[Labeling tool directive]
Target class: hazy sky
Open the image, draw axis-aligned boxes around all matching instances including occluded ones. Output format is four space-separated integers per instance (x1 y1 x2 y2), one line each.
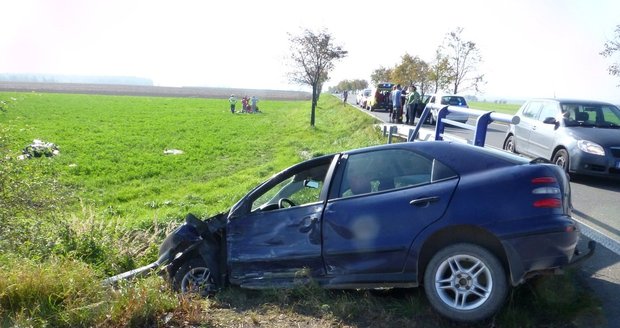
2 0 619 103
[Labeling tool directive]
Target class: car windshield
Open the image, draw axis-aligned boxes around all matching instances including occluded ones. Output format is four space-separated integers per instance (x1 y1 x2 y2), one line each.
561 103 620 128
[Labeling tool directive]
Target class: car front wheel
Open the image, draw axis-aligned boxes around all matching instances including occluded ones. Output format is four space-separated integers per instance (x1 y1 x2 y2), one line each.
552 149 569 172
423 243 508 322
172 259 217 296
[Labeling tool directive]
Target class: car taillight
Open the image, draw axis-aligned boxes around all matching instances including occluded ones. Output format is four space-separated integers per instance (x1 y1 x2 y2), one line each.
531 176 561 208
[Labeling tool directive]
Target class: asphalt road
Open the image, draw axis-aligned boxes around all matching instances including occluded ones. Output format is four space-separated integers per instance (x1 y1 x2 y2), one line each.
348 95 620 327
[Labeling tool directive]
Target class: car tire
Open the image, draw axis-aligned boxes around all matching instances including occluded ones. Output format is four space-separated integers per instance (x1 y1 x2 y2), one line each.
172 258 217 296
503 135 517 153
552 149 569 172
423 243 508 323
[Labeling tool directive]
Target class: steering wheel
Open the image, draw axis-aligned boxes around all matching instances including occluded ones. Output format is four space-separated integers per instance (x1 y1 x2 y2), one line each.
278 198 296 208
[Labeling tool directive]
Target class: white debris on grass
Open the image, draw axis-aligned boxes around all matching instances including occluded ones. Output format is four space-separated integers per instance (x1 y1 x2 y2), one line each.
163 149 184 155
19 139 60 160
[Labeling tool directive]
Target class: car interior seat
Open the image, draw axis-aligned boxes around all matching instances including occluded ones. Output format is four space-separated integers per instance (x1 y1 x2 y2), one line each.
575 112 589 122
377 178 395 191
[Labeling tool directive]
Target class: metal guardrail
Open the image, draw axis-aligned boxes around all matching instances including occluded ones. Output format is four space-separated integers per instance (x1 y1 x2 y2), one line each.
407 105 520 147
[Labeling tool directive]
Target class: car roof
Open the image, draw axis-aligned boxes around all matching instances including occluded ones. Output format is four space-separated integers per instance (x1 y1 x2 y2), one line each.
431 94 465 97
342 141 527 167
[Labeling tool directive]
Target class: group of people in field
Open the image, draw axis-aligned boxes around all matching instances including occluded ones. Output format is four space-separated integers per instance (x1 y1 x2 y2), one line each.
228 94 260 114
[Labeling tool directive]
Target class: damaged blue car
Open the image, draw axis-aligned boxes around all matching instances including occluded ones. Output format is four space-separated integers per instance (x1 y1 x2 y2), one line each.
106 141 594 322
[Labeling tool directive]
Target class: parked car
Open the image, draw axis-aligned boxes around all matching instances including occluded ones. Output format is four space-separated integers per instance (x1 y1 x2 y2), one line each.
106 141 593 322
424 94 469 124
503 98 620 178
366 82 394 111
356 88 372 108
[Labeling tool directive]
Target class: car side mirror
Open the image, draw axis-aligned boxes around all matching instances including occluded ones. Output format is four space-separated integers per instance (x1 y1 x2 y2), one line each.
542 117 557 125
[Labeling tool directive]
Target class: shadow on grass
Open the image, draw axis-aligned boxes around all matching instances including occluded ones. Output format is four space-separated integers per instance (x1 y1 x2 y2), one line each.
207 271 603 328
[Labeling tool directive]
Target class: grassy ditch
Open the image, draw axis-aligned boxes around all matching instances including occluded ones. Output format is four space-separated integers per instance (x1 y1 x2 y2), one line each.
0 92 602 327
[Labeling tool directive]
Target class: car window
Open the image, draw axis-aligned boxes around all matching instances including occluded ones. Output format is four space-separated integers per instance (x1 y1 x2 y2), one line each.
440 96 466 106
251 162 331 211
338 149 456 198
561 103 620 127
521 101 542 119
538 102 559 122
602 105 620 126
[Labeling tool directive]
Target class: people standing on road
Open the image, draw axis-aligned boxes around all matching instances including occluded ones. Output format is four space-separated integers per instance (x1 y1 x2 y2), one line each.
229 94 237 114
250 95 259 113
343 90 348 106
391 84 402 123
406 85 421 125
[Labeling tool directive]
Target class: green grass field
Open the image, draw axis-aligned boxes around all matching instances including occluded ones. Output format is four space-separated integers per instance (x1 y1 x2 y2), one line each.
469 101 522 114
0 92 602 327
1 92 384 226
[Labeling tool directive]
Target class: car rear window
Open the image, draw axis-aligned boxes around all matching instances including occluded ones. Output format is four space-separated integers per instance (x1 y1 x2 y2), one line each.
440 96 467 106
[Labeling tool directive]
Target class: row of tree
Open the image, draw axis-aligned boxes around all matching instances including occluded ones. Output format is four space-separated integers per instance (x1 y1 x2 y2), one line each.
284 27 484 126
365 27 484 97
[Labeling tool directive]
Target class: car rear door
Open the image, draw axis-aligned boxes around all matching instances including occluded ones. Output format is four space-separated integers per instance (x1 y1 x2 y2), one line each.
321 148 459 276
527 100 561 158
514 101 542 155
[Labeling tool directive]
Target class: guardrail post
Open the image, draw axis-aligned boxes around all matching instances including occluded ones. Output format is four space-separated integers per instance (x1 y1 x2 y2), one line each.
387 126 396 144
473 112 493 147
434 106 450 141
409 107 432 142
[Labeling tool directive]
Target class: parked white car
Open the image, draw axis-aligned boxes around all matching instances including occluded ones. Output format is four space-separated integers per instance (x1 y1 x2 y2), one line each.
424 94 469 124
356 88 372 108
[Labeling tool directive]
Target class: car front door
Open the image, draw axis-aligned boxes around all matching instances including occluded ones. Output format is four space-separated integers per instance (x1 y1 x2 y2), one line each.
321 148 459 277
226 155 336 285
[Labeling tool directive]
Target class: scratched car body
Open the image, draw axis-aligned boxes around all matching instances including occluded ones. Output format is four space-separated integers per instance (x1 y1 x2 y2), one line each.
107 141 594 322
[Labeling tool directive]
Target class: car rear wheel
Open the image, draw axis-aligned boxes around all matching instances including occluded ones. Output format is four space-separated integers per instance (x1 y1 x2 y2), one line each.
423 243 508 322
552 149 569 172
172 258 217 296
503 135 516 153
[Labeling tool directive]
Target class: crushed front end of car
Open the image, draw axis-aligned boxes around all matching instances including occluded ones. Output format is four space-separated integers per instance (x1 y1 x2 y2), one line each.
103 212 227 287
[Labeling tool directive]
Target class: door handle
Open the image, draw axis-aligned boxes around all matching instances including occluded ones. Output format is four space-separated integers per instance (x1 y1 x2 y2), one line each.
409 196 439 207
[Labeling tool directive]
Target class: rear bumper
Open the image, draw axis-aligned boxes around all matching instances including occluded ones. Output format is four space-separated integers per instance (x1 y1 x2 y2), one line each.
501 228 584 285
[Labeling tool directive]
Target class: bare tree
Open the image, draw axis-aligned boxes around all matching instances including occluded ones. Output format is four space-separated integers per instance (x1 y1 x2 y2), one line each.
288 28 347 126
441 27 484 94
601 24 620 84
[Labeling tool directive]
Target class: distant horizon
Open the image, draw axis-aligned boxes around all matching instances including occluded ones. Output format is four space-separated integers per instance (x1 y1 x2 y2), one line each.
3 73 620 106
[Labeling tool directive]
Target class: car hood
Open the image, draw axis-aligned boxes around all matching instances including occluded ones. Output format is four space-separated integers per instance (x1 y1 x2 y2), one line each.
564 127 620 146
